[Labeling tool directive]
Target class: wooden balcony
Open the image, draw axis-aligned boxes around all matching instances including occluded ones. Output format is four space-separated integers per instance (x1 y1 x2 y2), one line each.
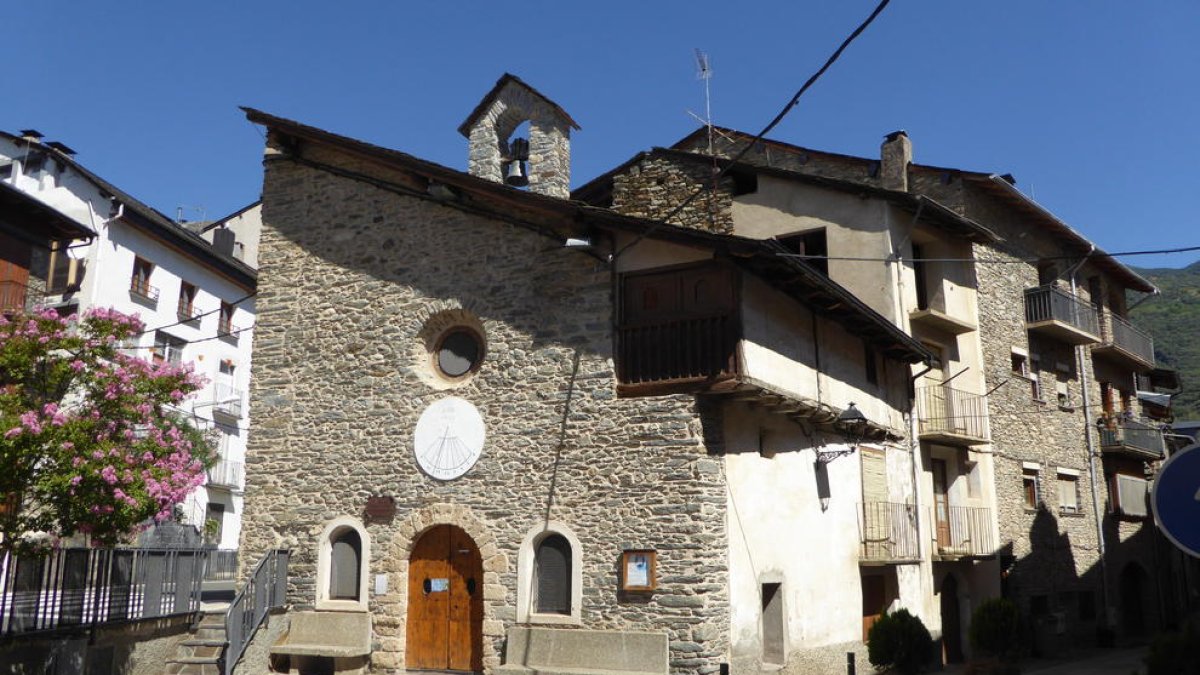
0 280 27 313
1099 418 1165 461
616 313 737 396
915 385 989 445
859 502 921 565
932 504 995 561
1093 311 1155 371
1023 285 1099 345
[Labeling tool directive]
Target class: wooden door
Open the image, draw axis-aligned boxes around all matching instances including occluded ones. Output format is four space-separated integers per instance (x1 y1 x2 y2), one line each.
406 525 483 672
0 231 31 312
932 459 951 550
862 574 886 641
940 574 963 663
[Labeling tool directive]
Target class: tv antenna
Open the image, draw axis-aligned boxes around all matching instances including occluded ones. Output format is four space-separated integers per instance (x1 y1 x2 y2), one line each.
694 49 714 156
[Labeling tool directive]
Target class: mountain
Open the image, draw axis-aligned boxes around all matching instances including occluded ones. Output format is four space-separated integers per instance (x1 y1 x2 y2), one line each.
1130 260 1200 420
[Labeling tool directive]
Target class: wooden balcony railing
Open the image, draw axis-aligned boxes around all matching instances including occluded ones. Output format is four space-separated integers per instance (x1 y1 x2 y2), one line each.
859 501 920 563
616 314 736 386
0 280 28 313
915 385 989 444
1024 285 1099 342
933 504 995 559
1099 418 1165 460
1099 311 1155 368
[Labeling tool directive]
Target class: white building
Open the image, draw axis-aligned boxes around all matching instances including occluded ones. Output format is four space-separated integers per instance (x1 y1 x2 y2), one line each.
0 129 258 550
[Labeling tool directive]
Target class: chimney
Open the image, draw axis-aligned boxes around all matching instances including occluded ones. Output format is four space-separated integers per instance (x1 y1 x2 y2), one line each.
880 130 912 192
458 74 580 199
18 129 44 143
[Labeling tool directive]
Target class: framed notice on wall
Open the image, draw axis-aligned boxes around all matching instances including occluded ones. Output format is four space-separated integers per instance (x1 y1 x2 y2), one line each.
621 550 657 592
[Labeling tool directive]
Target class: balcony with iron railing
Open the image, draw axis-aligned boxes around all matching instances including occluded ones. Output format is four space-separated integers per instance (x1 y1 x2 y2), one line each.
129 278 160 306
915 385 990 445
932 504 995 560
0 280 27 313
212 382 245 419
1024 285 1100 345
858 502 921 564
615 313 737 395
1094 311 1155 371
1099 417 1165 461
207 460 245 490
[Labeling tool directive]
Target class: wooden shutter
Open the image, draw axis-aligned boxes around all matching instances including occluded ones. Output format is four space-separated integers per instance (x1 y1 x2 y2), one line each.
535 534 571 614
860 448 888 503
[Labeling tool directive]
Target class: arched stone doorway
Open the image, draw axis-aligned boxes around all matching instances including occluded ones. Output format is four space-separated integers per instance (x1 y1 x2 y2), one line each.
940 573 964 664
406 524 484 672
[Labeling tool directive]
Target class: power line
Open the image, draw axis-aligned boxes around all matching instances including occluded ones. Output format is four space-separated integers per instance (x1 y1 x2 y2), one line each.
136 291 258 337
613 0 893 260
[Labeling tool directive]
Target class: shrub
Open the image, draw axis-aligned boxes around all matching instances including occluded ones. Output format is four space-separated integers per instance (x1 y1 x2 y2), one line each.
868 608 934 675
969 598 1022 661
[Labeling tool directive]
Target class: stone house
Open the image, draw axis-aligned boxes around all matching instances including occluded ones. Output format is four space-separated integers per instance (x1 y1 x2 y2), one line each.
590 124 1182 651
0 130 259 551
237 74 940 675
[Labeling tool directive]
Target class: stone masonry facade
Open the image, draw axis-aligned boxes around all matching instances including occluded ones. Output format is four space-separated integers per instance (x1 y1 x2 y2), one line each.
241 136 730 673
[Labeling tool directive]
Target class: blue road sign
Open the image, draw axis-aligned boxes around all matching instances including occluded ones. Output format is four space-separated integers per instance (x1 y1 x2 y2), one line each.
1153 444 1200 559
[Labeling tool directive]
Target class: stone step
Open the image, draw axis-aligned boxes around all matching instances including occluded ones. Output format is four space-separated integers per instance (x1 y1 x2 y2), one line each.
182 638 227 648
194 627 227 641
164 656 222 675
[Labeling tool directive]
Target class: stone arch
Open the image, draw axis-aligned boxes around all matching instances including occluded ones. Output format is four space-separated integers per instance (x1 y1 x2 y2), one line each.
380 503 506 672
315 515 371 612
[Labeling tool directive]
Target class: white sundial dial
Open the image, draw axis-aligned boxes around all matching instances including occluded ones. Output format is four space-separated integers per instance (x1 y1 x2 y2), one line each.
413 396 486 481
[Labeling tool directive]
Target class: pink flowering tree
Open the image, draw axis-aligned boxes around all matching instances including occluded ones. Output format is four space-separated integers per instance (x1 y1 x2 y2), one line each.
0 307 213 554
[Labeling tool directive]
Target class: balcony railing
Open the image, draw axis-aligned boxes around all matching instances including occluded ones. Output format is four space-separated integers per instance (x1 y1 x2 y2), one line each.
1098 312 1155 368
1024 285 1099 343
0 547 206 636
858 502 920 563
213 382 244 419
932 504 994 559
129 279 160 304
207 460 245 490
616 314 736 387
203 549 238 581
1099 418 1165 460
915 385 989 444
0 280 28 313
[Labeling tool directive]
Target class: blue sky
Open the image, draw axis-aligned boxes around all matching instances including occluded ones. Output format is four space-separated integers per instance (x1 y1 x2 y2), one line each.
8 2 1199 268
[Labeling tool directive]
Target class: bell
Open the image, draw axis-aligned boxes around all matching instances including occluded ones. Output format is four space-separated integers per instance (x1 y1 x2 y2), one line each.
505 160 529 187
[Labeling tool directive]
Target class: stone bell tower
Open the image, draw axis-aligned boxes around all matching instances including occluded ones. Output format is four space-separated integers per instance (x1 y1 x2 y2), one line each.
458 73 579 199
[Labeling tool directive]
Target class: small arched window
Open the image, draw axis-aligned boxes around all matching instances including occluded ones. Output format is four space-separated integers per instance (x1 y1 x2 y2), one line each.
534 534 571 615
329 528 362 601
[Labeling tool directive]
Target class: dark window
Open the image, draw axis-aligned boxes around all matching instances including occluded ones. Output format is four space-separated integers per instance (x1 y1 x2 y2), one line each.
534 534 571 614
1022 469 1040 509
761 582 784 664
204 503 225 546
864 343 878 386
178 282 197 319
1078 590 1096 621
778 230 828 276
437 329 482 378
329 529 362 600
730 170 758 196
912 244 929 310
130 257 155 298
152 331 185 365
1037 261 1057 286
218 301 234 335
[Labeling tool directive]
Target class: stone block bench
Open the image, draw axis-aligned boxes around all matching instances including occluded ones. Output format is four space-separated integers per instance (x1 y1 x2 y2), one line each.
269 610 371 674
497 626 668 675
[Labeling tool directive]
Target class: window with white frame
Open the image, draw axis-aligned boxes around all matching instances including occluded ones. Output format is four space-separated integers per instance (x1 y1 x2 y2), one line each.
1055 362 1073 410
152 331 185 365
1057 469 1080 514
516 521 582 624
1022 465 1041 510
1029 353 1043 402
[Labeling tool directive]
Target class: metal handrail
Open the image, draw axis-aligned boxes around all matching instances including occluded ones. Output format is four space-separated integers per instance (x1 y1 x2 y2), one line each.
858 501 920 562
224 549 289 675
0 547 207 636
204 550 239 582
933 504 995 558
1101 311 1155 366
1023 285 1099 336
1098 418 1165 457
915 385 990 441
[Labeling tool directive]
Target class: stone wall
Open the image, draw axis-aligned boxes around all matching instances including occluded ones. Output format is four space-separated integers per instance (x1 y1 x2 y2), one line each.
241 138 729 674
465 80 573 199
0 615 193 675
610 156 734 234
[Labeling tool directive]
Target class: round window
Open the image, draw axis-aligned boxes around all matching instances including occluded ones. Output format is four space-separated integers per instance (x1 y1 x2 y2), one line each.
436 329 482 378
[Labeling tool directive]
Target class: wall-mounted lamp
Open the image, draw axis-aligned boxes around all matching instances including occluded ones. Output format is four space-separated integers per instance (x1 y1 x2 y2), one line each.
815 402 868 465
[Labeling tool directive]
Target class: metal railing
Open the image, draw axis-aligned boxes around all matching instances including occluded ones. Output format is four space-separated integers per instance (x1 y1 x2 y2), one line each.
1023 285 1099 337
129 279 160 303
0 280 28 313
207 460 245 490
1099 418 1165 458
915 385 990 441
204 550 239 582
0 547 206 636
213 382 244 418
933 504 995 558
858 502 920 562
616 314 736 385
1100 312 1155 366
224 549 289 675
